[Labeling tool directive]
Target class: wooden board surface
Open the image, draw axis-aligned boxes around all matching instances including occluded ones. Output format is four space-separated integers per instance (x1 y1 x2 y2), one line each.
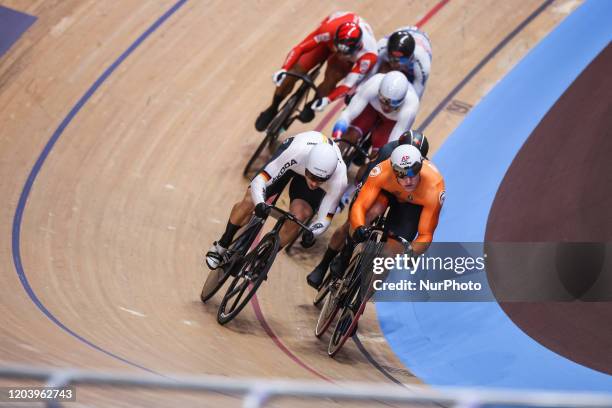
0 0 582 405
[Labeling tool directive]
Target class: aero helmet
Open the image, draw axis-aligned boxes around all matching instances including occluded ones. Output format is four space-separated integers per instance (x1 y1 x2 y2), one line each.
390 144 423 178
306 142 339 182
334 22 363 54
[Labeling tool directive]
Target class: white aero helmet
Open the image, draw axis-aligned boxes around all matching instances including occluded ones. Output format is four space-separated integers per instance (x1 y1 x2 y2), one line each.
390 144 423 178
378 71 409 110
306 142 338 182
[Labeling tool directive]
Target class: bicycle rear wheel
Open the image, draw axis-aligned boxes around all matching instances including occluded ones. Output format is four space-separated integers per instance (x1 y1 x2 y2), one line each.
312 272 331 307
243 95 298 179
217 234 279 325
327 240 383 356
314 254 360 336
200 218 263 303
327 273 362 356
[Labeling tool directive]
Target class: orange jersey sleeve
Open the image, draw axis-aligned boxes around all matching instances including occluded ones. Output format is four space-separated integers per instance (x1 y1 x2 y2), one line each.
349 161 392 229
413 162 445 244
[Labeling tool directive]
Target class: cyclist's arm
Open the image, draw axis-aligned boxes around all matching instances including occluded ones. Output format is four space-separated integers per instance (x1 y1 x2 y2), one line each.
250 137 299 204
349 171 382 230
388 91 419 142
411 49 430 99
412 189 444 255
282 23 330 71
327 52 378 101
309 177 347 236
333 75 379 137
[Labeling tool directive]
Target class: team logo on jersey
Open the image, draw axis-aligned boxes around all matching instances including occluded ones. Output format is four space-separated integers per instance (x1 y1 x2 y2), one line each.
359 59 371 73
314 33 331 43
272 159 297 183
439 190 446 205
369 165 382 177
310 222 324 231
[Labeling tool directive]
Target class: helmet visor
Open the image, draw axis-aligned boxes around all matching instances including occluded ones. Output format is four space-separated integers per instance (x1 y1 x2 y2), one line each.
379 93 404 111
305 168 331 183
336 40 361 55
392 161 422 179
389 54 411 67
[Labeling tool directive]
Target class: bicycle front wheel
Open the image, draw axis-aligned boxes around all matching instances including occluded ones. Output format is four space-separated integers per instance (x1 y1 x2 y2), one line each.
327 278 361 357
217 234 279 325
200 267 231 303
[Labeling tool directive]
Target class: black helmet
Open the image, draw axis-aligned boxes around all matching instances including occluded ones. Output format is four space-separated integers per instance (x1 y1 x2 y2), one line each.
399 130 429 158
388 30 415 61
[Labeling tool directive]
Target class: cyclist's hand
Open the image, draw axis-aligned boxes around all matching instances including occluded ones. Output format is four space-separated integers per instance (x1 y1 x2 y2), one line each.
332 119 348 141
404 242 414 259
272 69 287 87
254 202 271 218
311 97 330 112
344 93 354 105
352 226 371 243
300 230 316 248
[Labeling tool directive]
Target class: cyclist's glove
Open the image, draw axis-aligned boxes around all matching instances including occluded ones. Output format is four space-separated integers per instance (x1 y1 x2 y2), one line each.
272 69 287 86
352 225 371 243
300 230 316 248
254 202 271 218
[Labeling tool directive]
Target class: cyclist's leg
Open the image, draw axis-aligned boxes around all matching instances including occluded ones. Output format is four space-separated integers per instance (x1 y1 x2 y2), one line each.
316 53 353 97
300 54 351 123
336 192 390 273
281 198 313 247
279 174 325 247
206 189 255 268
276 42 328 97
256 46 329 130
353 115 394 177
343 104 378 147
307 220 348 288
378 199 423 274
370 117 395 152
206 173 292 269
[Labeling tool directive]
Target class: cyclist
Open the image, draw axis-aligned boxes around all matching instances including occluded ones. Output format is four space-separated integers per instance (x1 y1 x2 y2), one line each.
331 71 420 156
371 26 432 99
206 131 348 269
254 11 378 132
307 133 439 289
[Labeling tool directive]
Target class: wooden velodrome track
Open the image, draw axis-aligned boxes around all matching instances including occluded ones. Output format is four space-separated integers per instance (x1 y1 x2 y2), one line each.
0 0 582 406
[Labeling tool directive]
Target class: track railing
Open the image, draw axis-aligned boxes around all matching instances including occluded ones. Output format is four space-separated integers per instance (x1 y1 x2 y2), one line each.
1 364 611 408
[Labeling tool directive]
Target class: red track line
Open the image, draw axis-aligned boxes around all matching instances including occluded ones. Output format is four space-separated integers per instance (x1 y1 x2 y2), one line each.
314 0 451 133
251 293 334 382
249 0 451 382
415 0 450 28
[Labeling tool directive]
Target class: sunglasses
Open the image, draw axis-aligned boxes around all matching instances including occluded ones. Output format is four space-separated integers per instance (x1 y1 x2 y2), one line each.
392 162 422 179
379 94 404 110
305 169 330 183
336 41 362 55
389 55 411 66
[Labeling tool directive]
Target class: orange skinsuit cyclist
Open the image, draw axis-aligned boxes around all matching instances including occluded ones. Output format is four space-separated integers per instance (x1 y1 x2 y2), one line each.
350 151 444 249
336 144 445 286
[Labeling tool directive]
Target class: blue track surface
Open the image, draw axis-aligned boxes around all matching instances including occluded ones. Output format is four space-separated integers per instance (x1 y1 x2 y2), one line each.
377 0 612 391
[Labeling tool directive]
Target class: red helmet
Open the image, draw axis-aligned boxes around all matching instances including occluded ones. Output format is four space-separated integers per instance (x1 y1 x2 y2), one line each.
334 22 363 55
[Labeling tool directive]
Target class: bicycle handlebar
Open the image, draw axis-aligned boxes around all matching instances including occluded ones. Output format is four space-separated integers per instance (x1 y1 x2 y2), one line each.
336 139 372 160
280 71 321 100
268 205 312 233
